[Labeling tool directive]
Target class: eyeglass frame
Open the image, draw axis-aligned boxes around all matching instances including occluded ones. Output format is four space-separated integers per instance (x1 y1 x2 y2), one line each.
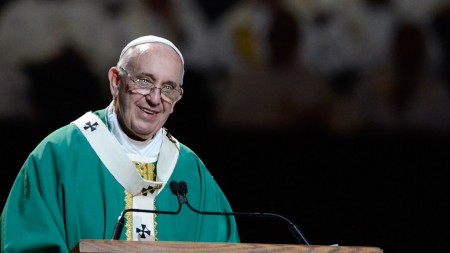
119 67 183 101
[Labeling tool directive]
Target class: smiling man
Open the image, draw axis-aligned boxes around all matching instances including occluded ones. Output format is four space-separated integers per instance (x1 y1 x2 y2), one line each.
1 35 239 253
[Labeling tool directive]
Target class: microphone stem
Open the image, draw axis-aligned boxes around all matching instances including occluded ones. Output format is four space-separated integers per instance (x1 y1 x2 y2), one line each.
111 216 125 240
184 201 310 245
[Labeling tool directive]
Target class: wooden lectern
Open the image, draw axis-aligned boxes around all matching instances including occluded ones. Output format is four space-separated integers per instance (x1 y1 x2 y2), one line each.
70 240 383 253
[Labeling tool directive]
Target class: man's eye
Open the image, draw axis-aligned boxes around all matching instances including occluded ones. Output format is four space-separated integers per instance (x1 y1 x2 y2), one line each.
136 79 153 87
162 85 174 91
140 79 151 85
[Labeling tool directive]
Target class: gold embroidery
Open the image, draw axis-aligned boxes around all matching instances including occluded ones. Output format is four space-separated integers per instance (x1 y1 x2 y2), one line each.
154 204 158 240
134 162 156 180
163 128 180 152
124 161 158 241
124 191 133 240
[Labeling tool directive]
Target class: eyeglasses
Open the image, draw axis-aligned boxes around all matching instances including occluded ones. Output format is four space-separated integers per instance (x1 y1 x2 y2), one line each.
120 67 182 102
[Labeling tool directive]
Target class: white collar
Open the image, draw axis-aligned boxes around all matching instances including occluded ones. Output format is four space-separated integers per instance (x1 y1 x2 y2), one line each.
107 103 163 158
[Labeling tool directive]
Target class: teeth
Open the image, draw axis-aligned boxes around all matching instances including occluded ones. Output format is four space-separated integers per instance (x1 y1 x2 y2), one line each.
141 108 154 114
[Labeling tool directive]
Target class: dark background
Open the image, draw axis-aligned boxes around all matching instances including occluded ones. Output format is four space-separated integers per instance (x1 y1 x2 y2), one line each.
1 1 450 253
167 87 450 253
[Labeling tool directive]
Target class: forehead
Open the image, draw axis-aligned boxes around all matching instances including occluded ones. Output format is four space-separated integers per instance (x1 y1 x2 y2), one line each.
127 43 182 66
126 44 184 82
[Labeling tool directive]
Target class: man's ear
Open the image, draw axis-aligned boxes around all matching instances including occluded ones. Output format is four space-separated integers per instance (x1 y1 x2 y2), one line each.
108 67 120 97
170 87 184 113
179 87 184 97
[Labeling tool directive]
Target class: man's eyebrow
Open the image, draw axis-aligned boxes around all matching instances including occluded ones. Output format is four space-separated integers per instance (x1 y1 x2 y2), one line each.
165 80 181 87
139 72 180 87
136 71 154 79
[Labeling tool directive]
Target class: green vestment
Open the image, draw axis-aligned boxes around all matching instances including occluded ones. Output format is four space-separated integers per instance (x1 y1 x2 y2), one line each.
1 109 239 253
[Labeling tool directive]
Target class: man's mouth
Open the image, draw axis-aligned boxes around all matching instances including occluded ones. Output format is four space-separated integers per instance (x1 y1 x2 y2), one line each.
140 107 156 115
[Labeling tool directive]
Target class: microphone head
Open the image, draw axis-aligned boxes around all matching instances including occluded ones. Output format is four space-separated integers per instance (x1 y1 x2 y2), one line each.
179 181 188 196
169 181 179 196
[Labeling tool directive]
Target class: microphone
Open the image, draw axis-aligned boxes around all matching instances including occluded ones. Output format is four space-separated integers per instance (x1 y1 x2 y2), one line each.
173 181 311 245
111 181 182 240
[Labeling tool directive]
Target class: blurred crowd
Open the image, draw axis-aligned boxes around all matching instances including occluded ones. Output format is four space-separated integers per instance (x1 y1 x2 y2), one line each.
1 0 450 135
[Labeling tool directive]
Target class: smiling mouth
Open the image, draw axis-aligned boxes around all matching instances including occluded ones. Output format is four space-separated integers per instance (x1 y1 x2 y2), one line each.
140 107 156 115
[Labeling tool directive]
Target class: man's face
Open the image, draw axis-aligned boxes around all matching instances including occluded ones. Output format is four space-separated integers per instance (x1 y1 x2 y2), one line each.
109 43 183 141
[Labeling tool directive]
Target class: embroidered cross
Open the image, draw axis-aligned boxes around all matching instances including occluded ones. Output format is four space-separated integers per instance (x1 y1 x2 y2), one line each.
140 184 162 196
83 121 99 132
136 224 151 238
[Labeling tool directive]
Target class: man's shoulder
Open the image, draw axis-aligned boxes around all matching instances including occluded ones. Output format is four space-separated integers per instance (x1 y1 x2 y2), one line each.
177 142 194 156
37 109 107 149
38 124 82 148
177 142 205 165
91 108 107 121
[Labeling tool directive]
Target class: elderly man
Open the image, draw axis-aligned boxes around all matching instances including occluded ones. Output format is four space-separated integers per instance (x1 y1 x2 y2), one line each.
1 35 239 253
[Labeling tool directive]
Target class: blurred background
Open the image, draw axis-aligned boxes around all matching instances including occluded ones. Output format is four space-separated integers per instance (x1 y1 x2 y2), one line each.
1 0 450 252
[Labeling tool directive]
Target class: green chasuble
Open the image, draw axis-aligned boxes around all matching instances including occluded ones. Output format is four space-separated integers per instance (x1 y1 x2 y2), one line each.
1 109 240 253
